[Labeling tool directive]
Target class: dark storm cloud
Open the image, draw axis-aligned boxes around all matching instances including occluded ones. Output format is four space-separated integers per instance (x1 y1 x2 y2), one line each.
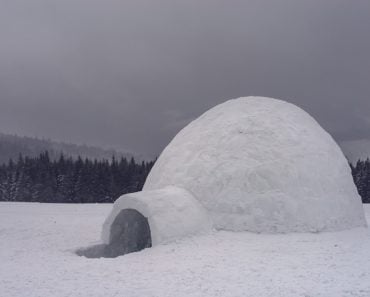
1 0 370 156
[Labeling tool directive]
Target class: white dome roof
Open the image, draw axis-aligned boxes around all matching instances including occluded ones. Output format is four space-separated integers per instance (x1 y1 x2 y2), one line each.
144 97 366 232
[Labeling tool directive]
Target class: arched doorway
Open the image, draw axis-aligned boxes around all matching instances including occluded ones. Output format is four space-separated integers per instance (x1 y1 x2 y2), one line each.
106 209 152 257
76 209 152 258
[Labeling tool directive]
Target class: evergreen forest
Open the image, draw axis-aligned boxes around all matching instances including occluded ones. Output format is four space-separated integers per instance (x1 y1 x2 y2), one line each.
0 152 154 203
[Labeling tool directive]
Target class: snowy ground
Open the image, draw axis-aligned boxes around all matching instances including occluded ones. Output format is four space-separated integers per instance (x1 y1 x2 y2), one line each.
1 203 370 297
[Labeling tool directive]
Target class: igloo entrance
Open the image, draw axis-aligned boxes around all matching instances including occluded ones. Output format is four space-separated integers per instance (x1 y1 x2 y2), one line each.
77 209 152 258
108 209 152 256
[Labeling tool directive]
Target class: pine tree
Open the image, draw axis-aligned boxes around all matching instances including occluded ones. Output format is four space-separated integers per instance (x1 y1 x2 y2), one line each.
351 159 370 203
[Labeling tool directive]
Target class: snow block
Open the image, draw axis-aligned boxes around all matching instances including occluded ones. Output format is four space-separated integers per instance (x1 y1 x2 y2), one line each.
102 186 213 246
145 97 367 233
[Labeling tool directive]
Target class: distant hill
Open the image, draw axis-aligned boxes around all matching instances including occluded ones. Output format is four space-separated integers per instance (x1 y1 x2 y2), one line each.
0 133 146 164
340 139 370 164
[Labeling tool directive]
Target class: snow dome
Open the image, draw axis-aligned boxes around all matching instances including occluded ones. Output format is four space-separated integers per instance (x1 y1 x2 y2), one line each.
101 97 366 255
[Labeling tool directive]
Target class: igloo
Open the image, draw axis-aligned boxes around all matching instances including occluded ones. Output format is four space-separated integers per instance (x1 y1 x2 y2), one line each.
101 97 366 256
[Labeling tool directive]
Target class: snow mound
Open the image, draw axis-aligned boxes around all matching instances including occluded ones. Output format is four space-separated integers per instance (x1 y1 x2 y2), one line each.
144 97 366 233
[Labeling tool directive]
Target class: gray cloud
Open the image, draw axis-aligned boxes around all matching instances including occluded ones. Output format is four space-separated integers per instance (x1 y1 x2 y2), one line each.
0 0 370 157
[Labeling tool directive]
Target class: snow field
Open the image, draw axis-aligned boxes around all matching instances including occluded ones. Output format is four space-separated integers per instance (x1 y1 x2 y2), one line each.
1 202 370 297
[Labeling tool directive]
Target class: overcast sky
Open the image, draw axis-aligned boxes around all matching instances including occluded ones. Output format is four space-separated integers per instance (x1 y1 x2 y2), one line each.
0 0 369 157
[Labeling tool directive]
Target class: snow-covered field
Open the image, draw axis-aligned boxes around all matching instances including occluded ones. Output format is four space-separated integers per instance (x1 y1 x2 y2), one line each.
1 202 370 297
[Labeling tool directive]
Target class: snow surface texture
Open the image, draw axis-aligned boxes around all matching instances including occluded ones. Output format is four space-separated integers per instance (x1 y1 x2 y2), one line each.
1 202 370 297
145 97 366 232
102 186 212 246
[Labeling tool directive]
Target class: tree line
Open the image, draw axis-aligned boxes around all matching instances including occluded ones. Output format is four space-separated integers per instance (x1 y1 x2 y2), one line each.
0 151 369 203
0 151 154 203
